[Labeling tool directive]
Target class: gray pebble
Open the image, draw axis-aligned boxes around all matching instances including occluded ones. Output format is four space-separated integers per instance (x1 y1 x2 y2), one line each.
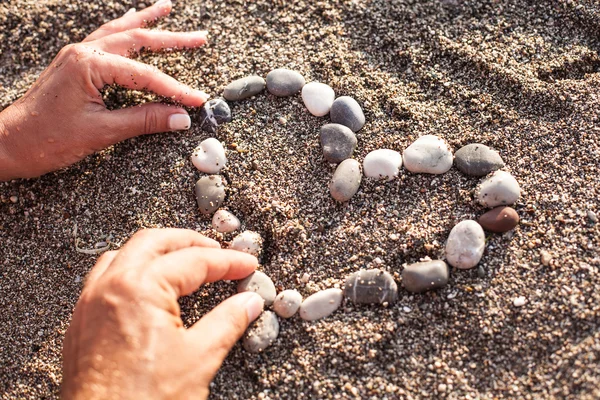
199 98 232 133
243 311 279 353
237 271 276 305
299 288 343 321
330 96 365 132
320 123 357 163
194 175 226 215
588 210 597 223
454 143 505 176
273 289 303 318
223 76 266 101
343 269 398 304
330 159 362 202
266 68 305 97
402 260 449 293
445 220 485 269
477 170 521 208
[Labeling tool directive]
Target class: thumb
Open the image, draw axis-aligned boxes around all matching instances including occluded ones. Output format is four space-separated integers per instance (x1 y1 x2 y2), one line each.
103 103 192 140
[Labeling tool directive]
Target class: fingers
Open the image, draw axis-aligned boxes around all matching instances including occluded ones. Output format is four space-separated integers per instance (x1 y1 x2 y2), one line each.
149 247 259 297
90 52 209 107
92 29 208 57
84 250 118 289
84 0 173 42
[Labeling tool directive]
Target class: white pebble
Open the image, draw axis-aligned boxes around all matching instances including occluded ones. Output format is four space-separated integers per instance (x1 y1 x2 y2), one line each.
273 289 303 318
403 135 453 174
477 170 521 208
211 210 241 233
363 149 403 181
230 231 263 256
191 138 227 174
445 220 485 269
299 288 343 321
513 296 527 307
301 82 335 117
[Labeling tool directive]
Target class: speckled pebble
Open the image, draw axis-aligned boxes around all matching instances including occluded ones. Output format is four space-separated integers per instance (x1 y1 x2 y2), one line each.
243 311 279 353
199 98 232 133
477 206 519 233
230 230 263 257
273 289 303 318
363 149 403 181
223 75 266 101
237 271 276 305
445 220 485 269
266 68 305 97
454 143 504 176
343 269 398 304
330 96 365 132
320 123 357 163
299 288 343 321
191 138 226 174
477 170 521 208
194 175 226 215
330 159 362 202
211 209 241 233
402 260 449 293
403 135 453 174
302 82 335 116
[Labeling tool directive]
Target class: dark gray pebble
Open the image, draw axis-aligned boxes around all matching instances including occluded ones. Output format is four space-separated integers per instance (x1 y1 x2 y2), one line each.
243 311 279 353
454 143 504 176
402 260 449 293
330 96 365 132
266 69 305 97
223 76 266 101
343 269 398 304
199 98 232 133
194 175 226 215
320 123 357 163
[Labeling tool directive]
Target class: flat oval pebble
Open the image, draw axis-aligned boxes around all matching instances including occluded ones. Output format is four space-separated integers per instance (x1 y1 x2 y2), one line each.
320 123 357 163
477 170 521 208
223 76 266 101
211 209 241 233
191 138 226 174
302 82 335 116
402 260 449 293
237 271 276 305
403 135 453 174
242 311 279 353
199 98 231 133
363 149 403 181
478 206 519 233
454 143 504 176
266 69 305 97
299 288 343 321
343 269 398 304
273 289 303 318
330 96 365 132
194 175 226 215
230 230 263 257
330 159 362 202
445 220 485 269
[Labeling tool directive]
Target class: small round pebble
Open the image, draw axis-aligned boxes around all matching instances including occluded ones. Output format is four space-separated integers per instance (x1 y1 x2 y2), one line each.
230 230 263 257
266 68 305 97
454 143 505 176
403 135 453 174
299 288 343 321
513 296 527 307
302 82 335 116
330 96 365 132
445 220 485 269
477 170 521 207
243 311 279 353
343 269 398 304
223 75 266 101
191 138 226 174
194 175 226 215
330 159 362 202
273 289 303 318
477 206 519 233
363 149 403 181
199 98 232 133
402 260 449 293
211 209 241 233
320 123 357 163
237 271 276 305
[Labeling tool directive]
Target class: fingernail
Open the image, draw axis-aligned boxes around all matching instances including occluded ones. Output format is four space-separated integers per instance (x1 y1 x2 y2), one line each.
154 0 171 7
168 114 191 131
124 8 136 16
239 292 264 322
196 90 210 102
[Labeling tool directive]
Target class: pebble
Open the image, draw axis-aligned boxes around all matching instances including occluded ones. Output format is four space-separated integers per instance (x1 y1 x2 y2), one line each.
191 138 227 174
199 98 232 133
211 209 241 233
223 75 266 101
454 143 505 176
320 123 357 163
343 269 398 304
243 311 279 353
266 69 305 97
402 260 449 293
363 149 403 181
445 220 485 269
540 250 552 266
230 230 263 257
9 196 18 203
477 206 519 233
330 159 362 202
299 288 343 321
513 296 527 307
302 82 335 116
588 210 598 223
273 289 303 318
237 271 276 305
402 135 453 174
194 175 226 215
330 96 365 132
477 170 521 207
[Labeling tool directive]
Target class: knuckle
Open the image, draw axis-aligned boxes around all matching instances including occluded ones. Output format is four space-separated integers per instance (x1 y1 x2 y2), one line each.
144 109 159 134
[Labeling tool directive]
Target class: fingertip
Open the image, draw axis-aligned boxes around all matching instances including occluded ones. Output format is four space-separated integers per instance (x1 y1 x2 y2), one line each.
153 0 172 15
238 292 264 322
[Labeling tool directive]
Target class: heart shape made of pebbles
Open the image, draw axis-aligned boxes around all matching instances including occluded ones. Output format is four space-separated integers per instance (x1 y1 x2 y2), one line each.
191 68 521 353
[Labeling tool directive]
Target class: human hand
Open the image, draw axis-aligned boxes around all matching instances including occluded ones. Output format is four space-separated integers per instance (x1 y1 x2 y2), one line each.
0 0 209 180
61 229 264 399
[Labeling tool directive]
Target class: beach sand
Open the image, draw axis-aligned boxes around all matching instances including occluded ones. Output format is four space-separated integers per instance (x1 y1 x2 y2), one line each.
1 0 599 398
